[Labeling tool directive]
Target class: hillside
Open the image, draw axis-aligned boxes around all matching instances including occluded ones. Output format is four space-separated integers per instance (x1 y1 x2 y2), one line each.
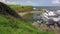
9 5 33 12
0 14 54 34
0 2 54 34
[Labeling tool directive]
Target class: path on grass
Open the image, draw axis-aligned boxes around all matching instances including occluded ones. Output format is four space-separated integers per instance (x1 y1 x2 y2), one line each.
18 11 34 16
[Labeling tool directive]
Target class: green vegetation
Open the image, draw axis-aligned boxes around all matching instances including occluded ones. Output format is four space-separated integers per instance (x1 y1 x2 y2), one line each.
8 5 23 9
0 2 54 34
23 13 33 23
0 14 54 34
9 5 33 12
9 5 32 8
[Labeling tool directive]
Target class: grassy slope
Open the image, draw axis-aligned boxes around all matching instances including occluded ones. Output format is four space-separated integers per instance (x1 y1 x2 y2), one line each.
8 5 22 9
8 5 33 9
0 14 54 34
9 5 33 12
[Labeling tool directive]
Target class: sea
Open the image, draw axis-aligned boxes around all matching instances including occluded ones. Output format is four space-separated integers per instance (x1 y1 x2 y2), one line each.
33 6 60 11
33 6 60 20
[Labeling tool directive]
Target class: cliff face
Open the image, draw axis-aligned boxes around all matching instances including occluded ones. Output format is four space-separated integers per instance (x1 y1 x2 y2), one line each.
0 2 21 18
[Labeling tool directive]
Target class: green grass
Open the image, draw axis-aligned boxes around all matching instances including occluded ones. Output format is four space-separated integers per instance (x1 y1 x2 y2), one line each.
0 14 54 34
8 5 22 9
9 5 33 9
8 5 33 12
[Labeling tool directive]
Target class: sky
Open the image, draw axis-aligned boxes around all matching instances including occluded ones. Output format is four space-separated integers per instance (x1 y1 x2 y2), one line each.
0 0 60 6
